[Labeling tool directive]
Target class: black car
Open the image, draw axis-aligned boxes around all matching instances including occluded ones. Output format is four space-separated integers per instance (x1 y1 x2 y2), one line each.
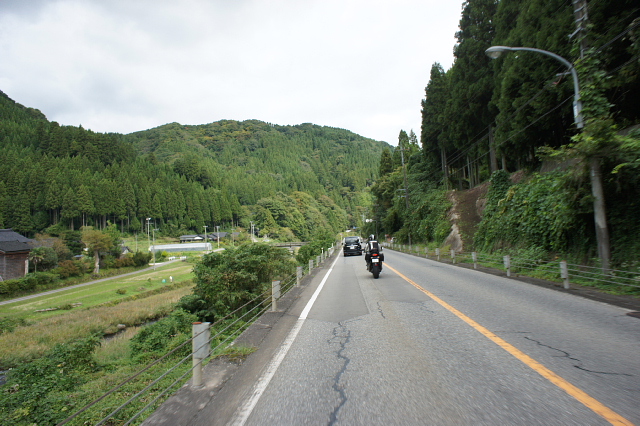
343 236 362 256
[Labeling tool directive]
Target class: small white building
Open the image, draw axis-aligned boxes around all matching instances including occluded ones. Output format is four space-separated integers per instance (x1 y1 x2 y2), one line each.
150 243 212 253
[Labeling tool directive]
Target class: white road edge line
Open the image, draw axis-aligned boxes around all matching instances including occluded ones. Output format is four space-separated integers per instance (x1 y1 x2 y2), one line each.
230 254 341 426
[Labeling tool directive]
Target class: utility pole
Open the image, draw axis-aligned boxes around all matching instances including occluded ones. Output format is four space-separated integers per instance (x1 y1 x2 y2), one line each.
571 0 610 272
571 0 589 59
489 127 498 173
146 218 151 253
399 143 411 246
203 225 208 251
152 228 157 267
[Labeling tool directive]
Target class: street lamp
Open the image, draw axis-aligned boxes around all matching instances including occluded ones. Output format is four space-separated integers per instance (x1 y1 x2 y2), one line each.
216 225 220 249
486 45 611 271
485 46 583 129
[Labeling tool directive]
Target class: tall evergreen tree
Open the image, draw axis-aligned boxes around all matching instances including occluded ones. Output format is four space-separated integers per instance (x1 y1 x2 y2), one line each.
378 147 394 177
421 62 450 184
491 0 575 169
444 0 498 185
76 184 95 228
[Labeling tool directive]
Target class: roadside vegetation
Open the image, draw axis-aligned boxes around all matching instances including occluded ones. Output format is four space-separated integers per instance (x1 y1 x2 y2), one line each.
0 241 324 425
366 1 640 288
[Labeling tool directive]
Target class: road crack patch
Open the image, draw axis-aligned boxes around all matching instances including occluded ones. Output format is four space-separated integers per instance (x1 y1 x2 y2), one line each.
525 336 633 377
327 321 352 425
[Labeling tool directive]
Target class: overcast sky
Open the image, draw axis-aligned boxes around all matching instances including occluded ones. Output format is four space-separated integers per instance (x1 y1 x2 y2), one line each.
0 0 462 145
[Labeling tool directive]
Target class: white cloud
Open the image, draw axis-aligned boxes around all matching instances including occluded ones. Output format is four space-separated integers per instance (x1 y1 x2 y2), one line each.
0 0 461 144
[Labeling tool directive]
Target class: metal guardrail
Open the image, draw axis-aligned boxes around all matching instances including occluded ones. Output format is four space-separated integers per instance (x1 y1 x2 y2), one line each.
383 243 640 291
57 244 337 426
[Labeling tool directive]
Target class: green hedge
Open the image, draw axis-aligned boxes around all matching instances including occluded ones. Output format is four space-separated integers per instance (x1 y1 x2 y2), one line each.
0 272 60 296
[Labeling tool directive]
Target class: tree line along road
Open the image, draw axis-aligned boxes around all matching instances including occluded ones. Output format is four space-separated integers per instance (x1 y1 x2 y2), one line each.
178 249 639 426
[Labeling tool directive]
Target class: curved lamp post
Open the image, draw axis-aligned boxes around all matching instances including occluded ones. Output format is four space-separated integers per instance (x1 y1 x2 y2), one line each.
486 45 611 271
485 46 583 129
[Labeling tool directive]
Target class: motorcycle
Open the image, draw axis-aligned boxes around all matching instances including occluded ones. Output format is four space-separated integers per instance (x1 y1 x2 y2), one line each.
367 252 382 279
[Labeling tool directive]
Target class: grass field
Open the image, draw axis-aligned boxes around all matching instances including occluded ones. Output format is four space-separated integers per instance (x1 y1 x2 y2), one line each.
0 261 194 322
0 261 196 368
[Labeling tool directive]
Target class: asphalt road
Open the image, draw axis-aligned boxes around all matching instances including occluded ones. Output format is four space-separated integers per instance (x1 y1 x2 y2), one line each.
188 249 640 425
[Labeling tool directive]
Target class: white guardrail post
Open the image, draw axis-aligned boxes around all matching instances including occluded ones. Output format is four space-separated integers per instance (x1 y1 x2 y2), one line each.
472 252 478 269
451 249 456 264
271 280 281 312
435 248 440 261
309 258 314 273
560 261 570 289
192 322 211 388
503 255 511 277
296 266 302 287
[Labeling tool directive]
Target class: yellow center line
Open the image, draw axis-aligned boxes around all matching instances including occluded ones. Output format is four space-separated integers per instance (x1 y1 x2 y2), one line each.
386 263 635 426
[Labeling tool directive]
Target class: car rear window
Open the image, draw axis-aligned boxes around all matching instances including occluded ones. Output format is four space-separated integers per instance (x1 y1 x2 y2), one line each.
345 237 359 244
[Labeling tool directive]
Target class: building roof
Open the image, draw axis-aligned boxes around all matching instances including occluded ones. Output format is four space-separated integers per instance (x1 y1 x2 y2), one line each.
180 234 204 240
0 229 32 243
0 241 31 253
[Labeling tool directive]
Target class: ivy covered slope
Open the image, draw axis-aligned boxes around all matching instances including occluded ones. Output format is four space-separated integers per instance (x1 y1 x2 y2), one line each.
0 90 388 239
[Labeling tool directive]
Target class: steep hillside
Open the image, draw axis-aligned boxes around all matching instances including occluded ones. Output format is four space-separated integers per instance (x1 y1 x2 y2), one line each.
0 91 386 238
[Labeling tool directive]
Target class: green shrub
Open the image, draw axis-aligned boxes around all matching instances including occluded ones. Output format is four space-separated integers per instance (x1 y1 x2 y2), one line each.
0 273 60 297
114 256 135 268
55 260 84 278
18 274 37 292
102 254 116 268
190 243 295 321
0 336 100 425
176 294 210 319
132 251 152 266
475 170 583 253
129 309 198 360
296 231 334 265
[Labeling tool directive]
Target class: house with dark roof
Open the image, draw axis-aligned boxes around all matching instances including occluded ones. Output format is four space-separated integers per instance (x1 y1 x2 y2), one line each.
209 232 228 241
0 229 32 281
179 234 205 243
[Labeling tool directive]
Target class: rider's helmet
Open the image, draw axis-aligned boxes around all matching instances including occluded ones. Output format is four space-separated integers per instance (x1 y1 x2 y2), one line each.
369 234 375 241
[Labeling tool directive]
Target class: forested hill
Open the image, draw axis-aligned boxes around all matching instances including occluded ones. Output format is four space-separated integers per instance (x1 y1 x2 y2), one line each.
123 120 386 205
0 90 388 240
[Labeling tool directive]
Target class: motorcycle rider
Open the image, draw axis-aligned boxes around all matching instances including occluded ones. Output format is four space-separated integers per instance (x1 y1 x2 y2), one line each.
364 234 384 271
